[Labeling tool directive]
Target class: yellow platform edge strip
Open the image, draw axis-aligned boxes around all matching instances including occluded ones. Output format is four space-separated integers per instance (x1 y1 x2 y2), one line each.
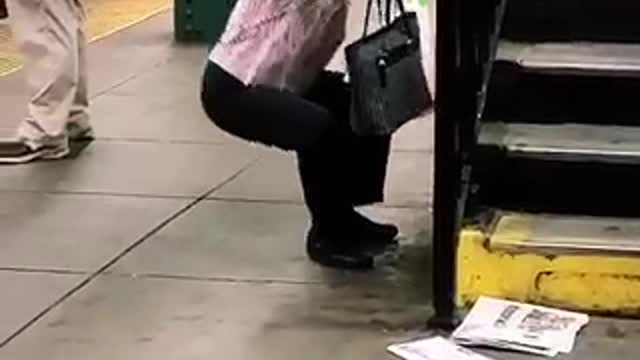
456 220 640 316
89 4 171 43
0 1 172 77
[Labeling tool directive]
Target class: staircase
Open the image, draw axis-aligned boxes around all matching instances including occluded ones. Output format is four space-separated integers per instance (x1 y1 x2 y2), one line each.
456 0 640 315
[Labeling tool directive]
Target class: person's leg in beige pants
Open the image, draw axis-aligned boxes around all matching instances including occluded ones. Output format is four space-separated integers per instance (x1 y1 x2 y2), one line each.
0 0 91 163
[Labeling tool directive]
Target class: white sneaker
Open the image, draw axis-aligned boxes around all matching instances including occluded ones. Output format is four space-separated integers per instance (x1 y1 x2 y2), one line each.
0 139 69 164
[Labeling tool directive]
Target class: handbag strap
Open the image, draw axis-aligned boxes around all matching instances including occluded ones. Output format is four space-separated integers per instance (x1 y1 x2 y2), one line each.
385 0 392 24
364 0 393 37
362 0 416 39
390 0 407 17
386 0 417 40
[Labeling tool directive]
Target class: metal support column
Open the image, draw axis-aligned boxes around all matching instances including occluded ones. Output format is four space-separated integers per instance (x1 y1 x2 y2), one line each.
429 0 464 330
429 0 504 329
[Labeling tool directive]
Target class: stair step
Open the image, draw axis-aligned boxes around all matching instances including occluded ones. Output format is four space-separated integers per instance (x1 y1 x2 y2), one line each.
501 0 640 43
457 210 640 314
497 42 640 77
485 48 640 125
490 212 640 254
479 123 640 164
474 123 640 216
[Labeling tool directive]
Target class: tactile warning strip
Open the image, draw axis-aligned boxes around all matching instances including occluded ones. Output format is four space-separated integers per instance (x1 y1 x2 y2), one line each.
0 0 171 76
0 23 19 77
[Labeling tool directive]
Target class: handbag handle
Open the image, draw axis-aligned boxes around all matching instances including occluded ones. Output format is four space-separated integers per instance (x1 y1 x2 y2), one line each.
362 0 384 37
388 0 416 39
362 0 416 40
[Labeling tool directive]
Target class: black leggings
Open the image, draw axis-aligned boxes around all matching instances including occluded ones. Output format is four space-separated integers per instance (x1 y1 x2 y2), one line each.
200 62 390 223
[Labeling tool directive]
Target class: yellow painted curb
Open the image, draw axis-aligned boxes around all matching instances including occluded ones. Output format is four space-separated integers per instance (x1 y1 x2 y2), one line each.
456 219 640 316
0 0 171 77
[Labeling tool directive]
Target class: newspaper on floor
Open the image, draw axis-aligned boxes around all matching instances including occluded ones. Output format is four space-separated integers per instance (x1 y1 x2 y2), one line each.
452 297 590 357
388 336 494 360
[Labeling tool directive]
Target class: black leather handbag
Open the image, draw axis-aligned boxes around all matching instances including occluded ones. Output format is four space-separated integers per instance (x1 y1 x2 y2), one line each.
345 0 432 136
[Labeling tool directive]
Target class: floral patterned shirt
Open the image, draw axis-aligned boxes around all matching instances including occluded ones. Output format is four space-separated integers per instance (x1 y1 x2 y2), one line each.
209 0 348 92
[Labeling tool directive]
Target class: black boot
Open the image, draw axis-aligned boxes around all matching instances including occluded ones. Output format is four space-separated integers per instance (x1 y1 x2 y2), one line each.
298 143 396 268
352 212 399 249
306 222 374 270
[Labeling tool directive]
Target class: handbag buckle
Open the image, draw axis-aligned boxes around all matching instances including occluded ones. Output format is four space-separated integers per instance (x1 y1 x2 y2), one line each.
376 55 389 88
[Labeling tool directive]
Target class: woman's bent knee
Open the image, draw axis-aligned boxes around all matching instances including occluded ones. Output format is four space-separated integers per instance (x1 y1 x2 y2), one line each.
200 62 246 134
200 92 238 138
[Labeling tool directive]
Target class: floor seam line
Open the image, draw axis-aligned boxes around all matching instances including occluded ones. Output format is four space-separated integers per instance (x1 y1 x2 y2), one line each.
106 272 328 286
0 190 430 210
0 267 89 276
391 148 433 154
205 196 431 210
0 189 201 200
0 268 327 287
89 57 170 101
92 137 230 146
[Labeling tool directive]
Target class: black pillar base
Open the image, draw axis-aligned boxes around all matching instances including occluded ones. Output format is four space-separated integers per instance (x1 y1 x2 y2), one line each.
427 313 461 332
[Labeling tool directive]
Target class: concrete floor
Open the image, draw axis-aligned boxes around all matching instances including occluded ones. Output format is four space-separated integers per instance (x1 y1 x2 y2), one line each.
0 7 638 360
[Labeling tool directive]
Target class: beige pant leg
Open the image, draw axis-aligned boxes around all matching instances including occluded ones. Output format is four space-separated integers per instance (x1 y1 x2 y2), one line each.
69 0 89 127
7 0 86 147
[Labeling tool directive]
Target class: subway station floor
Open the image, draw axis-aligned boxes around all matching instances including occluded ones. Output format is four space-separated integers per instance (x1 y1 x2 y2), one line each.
0 6 639 360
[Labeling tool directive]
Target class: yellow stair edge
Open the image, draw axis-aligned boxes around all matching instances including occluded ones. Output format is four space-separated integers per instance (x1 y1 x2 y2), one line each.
456 212 640 316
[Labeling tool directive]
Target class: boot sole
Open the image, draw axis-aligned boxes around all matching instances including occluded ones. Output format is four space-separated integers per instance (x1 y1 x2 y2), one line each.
307 248 374 271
